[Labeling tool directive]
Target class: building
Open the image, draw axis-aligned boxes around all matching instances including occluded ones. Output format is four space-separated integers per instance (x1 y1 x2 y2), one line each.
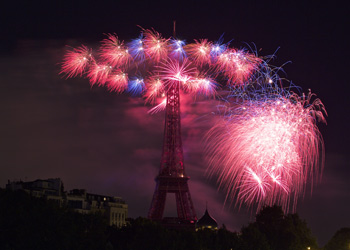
6 178 64 205
195 207 218 231
67 189 128 227
6 178 128 227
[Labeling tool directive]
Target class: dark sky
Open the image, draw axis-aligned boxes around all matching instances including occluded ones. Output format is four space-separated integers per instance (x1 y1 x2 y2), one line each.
1 0 349 246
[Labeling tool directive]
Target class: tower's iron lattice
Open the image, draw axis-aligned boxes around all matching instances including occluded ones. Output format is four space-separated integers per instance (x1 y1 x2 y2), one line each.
148 82 197 227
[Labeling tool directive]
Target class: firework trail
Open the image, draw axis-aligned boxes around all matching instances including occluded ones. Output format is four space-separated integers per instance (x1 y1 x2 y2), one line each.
61 28 262 111
148 97 167 114
205 88 327 212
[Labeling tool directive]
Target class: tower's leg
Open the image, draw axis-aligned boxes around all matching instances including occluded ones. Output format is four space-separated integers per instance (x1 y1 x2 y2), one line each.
148 185 166 220
175 185 196 220
149 177 196 222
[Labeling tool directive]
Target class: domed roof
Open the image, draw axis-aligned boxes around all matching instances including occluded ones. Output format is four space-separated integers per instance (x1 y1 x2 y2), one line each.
196 208 218 230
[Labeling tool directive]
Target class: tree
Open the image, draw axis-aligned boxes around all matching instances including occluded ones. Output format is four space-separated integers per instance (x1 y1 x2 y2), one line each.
240 224 271 250
324 228 350 250
216 226 241 250
241 205 319 250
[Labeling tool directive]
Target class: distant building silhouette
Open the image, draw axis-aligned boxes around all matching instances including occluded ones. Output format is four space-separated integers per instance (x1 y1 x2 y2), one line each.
6 178 128 227
195 207 218 231
67 189 128 227
6 178 64 204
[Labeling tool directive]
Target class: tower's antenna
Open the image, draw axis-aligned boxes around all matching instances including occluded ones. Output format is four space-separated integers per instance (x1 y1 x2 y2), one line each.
173 20 176 38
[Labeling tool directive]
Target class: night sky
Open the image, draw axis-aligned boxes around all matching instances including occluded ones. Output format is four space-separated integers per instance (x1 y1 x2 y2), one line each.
1 0 349 246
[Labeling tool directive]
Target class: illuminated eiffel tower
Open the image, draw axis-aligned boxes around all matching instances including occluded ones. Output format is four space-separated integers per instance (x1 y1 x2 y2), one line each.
148 61 197 229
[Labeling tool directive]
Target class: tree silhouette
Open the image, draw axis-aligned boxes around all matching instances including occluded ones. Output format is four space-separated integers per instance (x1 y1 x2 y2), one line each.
241 205 319 250
324 228 350 250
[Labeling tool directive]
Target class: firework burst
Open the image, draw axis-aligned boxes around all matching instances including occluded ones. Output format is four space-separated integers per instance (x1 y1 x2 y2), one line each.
205 90 327 212
188 76 217 96
87 61 112 86
185 39 212 66
128 36 146 63
144 76 165 103
107 70 128 93
156 58 197 88
216 49 262 86
143 29 169 63
61 28 262 113
169 39 187 61
100 34 131 68
61 45 92 78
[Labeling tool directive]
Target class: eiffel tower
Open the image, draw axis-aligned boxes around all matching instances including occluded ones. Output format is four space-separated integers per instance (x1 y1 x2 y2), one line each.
148 79 197 229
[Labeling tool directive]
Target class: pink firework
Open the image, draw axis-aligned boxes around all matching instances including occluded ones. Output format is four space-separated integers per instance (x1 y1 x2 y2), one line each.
188 77 217 96
143 29 169 62
61 45 92 78
100 34 131 68
216 49 262 86
157 58 197 89
61 28 263 103
185 39 212 66
107 70 129 93
144 76 165 103
87 60 113 86
205 91 327 212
